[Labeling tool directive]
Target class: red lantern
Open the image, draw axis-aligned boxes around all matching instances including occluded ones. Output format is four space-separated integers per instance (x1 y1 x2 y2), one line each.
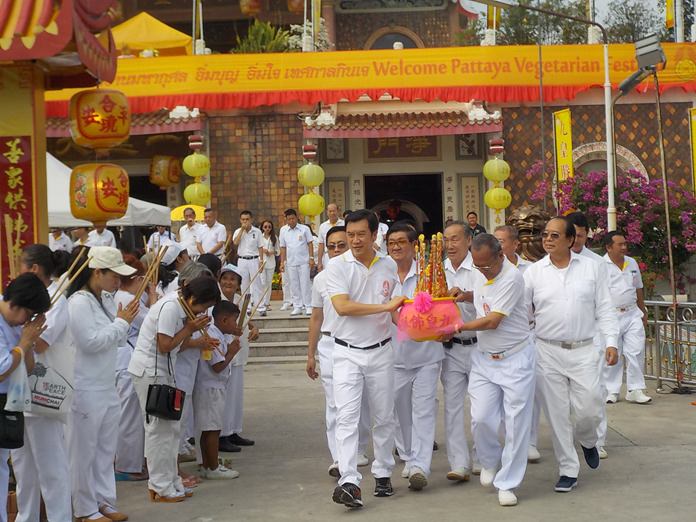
70 164 129 222
240 0 262 16
149 156 181 189
287 0 304 14
69 89 131 149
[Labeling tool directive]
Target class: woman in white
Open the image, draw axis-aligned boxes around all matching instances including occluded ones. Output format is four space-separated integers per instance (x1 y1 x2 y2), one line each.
67 247 140 522
114 254 158 481
259 220 279 315
13 245 73 522
128 275 220 502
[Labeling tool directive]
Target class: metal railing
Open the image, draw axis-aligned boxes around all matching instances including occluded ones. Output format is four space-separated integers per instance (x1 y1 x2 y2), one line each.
644 300 696 391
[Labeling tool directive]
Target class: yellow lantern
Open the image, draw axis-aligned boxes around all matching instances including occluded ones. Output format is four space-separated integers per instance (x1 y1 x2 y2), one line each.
298 192 325 217
149 156 181 189
298 163 325 188
182 152 210 179
70 164 129 222
184 182 211 206
287 0 304 14
69 89 130 149
484 187 512 210
240 0 262 16
483 158 511 183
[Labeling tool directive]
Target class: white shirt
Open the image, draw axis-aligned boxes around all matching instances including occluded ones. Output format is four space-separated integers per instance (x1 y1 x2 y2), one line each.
195 324 233 389
68 290 128 390
279 223 313 266
198 221 227 255
393 260 445 369
48 232 73 252
473 258 530 353
444 254 478 340
147 231 175 251
86 229 117 248
603 254 643 308
260 235 279 270
114 290 149 371
233 226 263 257
524 252 619 347
325 250 398 347
375 222 389 255
513 253 531 274
0 308 20 394
318 219 345 246
179 222 205 257
311 269 340 335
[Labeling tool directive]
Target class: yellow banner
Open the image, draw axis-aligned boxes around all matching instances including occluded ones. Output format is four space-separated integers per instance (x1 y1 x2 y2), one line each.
553 108 574 181
666 0 675 30
689 107 696 194
487 6 501 30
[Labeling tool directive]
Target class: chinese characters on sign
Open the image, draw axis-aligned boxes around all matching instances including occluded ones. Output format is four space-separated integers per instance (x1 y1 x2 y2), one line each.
366 137 439 161
0 136 33 285
69 89 131 149
553 108 574 181
327 179 347 213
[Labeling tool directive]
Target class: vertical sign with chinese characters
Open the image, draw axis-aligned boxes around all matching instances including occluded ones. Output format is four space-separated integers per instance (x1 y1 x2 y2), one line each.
553 108 574 181
688 108 696 195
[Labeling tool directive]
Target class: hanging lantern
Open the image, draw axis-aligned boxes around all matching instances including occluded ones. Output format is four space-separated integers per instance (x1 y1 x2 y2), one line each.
287 0 304 14
240 0 262 16
184 182 211 206
70 164 129 222
149 156 181 190
298 163 325 188
69 89 130 149
298 192 325 217
182 151 210 179
484 187 512 211
483 158 511 183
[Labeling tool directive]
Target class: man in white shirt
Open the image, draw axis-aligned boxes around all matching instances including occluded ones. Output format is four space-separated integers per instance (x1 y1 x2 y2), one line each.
373 214 389 256
178 207 205 258
451 234 536 507
602 232 651 405
494 225 531 273
441 221 478 482
524 217 619 494
389 223 444 492
147 226 175 252
326 209 405 508
71 227 90 247
48 229 73 252
317 203 345 271
86 222 117 247
278 219 293 312
233 210 265 314
279 209 314 316
197 208 228 257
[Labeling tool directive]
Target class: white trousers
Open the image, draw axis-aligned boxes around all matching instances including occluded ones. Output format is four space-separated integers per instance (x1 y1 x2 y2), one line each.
286 264 312 310
441 348 474 471
12 416 72 522
393 362 440 476
317 336 369 463
333 342 396 486
604 309 647 394
528 392 544 448
67 389 120 518
281 269 291 305
132 375 184 498
222 365 244 437
595 334 609 447
469 343 536 491
238 257 265 312
0 449 8 522
261 266 275 307
115 369 145 473
178 392 195 454
536 340 603 477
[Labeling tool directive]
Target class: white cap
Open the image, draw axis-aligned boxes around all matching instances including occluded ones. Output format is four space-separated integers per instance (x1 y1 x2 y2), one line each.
160 242 185 266
88 247 137 276
219 264 242 280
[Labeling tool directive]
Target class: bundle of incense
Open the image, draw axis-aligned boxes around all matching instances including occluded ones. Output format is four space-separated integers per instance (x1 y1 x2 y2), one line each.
49 253 91 306
241 258 266 296
177 294 221 360
435 232 448 297
133 245 169 303
416 234 427 293
243 285 270 329
4 215 18 280
237 294 251 328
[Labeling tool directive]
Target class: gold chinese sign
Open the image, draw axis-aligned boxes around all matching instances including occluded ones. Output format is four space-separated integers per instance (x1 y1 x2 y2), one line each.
70 164 130 223
689 107 696 195
553 108 574 181
365 137 439 162
69 89 131 149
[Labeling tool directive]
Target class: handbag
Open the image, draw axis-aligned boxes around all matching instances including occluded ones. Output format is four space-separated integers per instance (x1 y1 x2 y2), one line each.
145 324 185 422
0 394 24 449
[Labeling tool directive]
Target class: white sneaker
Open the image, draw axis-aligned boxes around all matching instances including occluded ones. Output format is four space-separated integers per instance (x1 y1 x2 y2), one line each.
290 308 302 316
401 464 410 479
357 453 369 467
280 303 291 311
408 467 428 491
498 489 518 506
606 393 619 404
446 467 471 482
304 308 312 316
598 447 608 459
625 389 652 404
480 467 496 487
204 466 240 480
527 445 541 463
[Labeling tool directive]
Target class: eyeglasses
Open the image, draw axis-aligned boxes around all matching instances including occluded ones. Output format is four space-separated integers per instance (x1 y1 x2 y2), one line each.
327 242 347 250
387 239 411 248
541 231 562 240
473 256 502 271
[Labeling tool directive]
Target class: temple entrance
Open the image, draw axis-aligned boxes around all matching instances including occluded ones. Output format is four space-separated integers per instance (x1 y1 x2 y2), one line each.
365 173 443 237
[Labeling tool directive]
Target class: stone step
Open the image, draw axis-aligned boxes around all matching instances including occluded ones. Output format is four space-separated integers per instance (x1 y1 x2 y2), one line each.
247 355 307 365
255 327 309 343
249 341 308 358
251 318 310 330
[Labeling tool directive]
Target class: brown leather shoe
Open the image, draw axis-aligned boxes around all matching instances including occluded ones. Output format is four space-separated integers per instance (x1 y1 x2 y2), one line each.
99 507 128 521
148 489 185 503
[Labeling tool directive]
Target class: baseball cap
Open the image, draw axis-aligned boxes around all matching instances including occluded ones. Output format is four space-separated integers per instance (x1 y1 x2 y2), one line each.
88 246 137 276
160 242 185 266
219 264 243 280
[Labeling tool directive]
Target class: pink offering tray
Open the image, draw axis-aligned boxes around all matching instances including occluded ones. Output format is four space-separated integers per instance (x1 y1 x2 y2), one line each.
397 293 463 342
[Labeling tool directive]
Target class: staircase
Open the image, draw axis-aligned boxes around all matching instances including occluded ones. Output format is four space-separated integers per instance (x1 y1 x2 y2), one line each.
248 301 310 363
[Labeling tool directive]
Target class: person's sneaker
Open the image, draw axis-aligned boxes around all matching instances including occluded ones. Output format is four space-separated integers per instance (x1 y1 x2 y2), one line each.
304 308 312 316
625 389 652 404
480 467 496 487
204 466 239 480
259 310 267 317
581 445 600 469
280 303 291 311
400 464 410 479
290 308 303 316
527 445 541 463
218 438 241 453
433 441 439 451
332 483 363 508
408 468 427 491
374 477 394 497
606 393 619 404
554 475 578 492
598 447 608 459
229 433 255 446
446 467 470 482
472 462 482 475
498 489 518 506
328 463 340 479
357 453 369 467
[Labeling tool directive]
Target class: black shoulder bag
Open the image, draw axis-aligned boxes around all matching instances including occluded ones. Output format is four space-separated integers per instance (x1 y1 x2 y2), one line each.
0 394 24 449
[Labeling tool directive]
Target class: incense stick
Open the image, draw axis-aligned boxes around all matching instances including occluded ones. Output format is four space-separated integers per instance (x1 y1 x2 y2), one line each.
241 258 266 296
177 294 223 357
243 285 270 328
50 255 91 306
237 294 251 328
133 245 168 303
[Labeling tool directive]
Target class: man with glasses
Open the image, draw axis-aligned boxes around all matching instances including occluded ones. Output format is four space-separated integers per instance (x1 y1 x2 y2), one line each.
448 233 535 507
177 207 204 259
317 203 345 272
306 225 370 480
388 223 444 492
233 210 265 315
523 217 619 494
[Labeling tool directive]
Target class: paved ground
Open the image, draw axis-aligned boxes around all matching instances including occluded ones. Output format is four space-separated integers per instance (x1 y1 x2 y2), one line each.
117 363 696 521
